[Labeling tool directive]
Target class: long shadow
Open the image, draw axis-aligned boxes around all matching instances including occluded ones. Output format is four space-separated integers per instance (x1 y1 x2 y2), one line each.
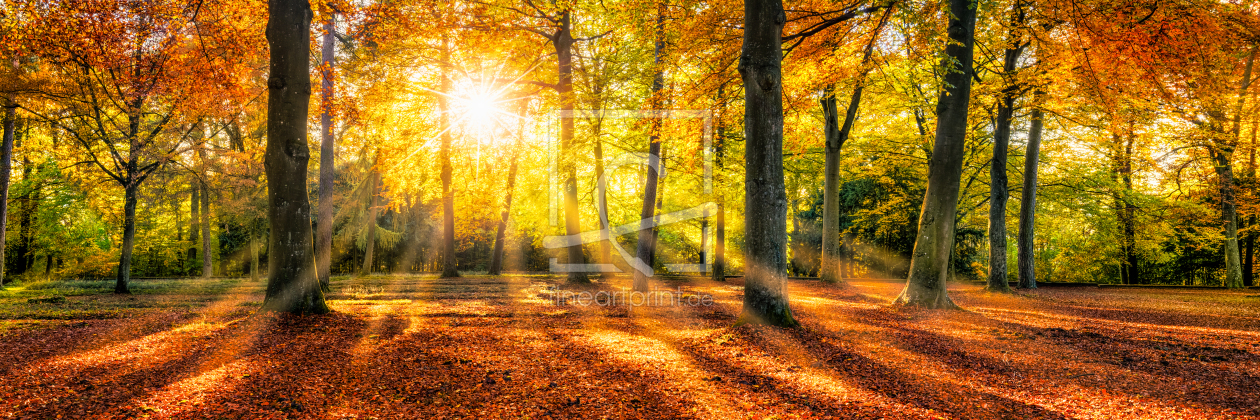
7 310 295 418
967 312 1260 416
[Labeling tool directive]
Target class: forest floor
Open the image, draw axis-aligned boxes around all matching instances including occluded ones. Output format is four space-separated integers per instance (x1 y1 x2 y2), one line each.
1 275 1258 419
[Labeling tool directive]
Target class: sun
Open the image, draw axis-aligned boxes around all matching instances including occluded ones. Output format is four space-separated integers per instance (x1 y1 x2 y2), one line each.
460 93 500 133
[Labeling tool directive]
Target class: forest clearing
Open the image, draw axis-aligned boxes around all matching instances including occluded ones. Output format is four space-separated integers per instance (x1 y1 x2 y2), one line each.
1 276 1258 419
4 0 1260 417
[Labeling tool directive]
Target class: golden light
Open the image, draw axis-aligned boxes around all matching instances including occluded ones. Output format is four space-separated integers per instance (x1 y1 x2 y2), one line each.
458 92 501 133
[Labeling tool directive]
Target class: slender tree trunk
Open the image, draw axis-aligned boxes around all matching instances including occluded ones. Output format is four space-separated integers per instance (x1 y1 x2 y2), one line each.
1211 145 1244 288
1017 95 1044 289
555 10 588 284
439 35 461 279
895 0 977 308
632 5 668 291
986 9 1025 293
1112 132 1139 285
711 85 727 283
262 0 329 314
738 0 796 326
115 182 139 293
201 182 212 278
361 163 379 276
593 133 612 275
1248 118 1257 287
649 146 667 268
189 179 199 273
0 100 15 288
15 155 32 276
316 10 337 291
821 17 883 284
251 233 260 282
489 132 521 276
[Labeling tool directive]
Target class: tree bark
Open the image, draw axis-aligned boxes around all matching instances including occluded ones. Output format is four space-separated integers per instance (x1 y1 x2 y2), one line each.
556 10 588 284
738 0 796 326
361 161 379 276
262 0 329 314
200 181 212 278
0 100 15 288
986 9 1025 293
711 85 727 283
316 10 336 291
115 183 139 293
895 0 977 308
490 110 525 276
593 131 612 276
189 178 199 272
821 17 882 284
1017 95 1044 289
439 35 461 279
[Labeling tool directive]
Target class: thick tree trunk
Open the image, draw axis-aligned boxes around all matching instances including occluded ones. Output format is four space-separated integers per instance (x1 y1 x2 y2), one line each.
1017 98 1044 289
738 0 796 326
439 36 461 279
0 100 15 288
262 0 329 314
555 10 588 284
201 182 212 278
895 0 977 308
361 164 379 276
316 11 336 291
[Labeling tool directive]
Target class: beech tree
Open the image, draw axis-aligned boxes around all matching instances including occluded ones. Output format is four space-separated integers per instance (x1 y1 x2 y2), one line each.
895 0 978 308
262 0 329 313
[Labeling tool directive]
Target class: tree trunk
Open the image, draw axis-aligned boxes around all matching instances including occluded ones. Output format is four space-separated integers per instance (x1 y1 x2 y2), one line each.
738 0 796 326
361 163 379 276
201 181 212 278
0 100 15 288
115 182 139 293
1211 145 1244 288
1017 95 1044 289
251 233 260 282
262 0 329 314
556 10 588 284
15 154 32 276
440 35 461 279
316 10 337 291
189 179 199 273
986 10 1025 293
488 131 521 276
593 132 612 276
895 0 977 308
711 85 727 283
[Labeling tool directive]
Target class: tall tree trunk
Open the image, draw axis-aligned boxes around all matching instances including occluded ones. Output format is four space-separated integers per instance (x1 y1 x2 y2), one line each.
711 85 727 282
316 10 337 291
251 232 260 282
1217 48 1256 289
361 162 379 276
262 0 329 314
986 6 1026 293
201 182 212 278
821 16 883 284
738 0 796 326
1112 131 1139 285
1247 118 1257 287
556 10 588 284
440 35 461 279
633 5 668 292
115 182 139 293
649 146 667 268
0 99 15 288
593 131 612 276
489 112 524 276
1017 94 1044 289
189 179 199 273
895 0 977 308
15 153 32 276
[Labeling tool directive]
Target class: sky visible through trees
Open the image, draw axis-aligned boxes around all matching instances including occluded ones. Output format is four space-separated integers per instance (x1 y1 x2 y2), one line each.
0 0 1259 417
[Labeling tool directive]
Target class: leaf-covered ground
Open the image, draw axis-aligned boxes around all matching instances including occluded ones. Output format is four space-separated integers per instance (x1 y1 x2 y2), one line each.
1 276 1257 419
